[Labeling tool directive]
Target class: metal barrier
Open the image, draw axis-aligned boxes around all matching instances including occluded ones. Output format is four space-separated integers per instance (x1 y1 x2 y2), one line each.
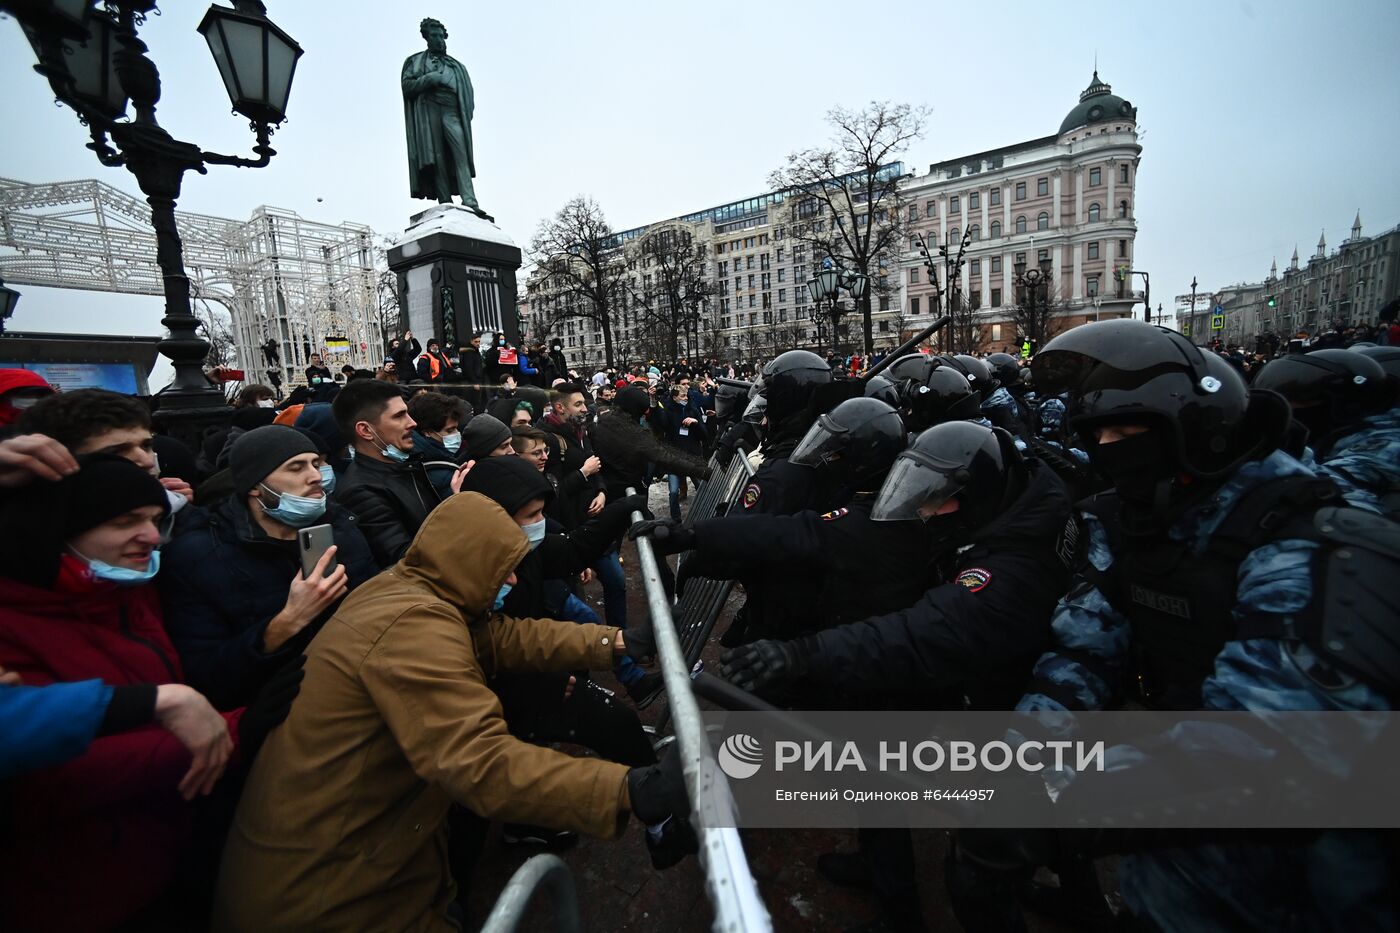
480 854 583 933
675 452 756 663
628 486 773 932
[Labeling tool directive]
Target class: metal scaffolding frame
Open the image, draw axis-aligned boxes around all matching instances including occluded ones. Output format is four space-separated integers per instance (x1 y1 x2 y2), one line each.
0 177 386 388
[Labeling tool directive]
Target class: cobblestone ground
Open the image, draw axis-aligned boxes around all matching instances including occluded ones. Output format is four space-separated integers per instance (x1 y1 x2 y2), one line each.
463 481 1116 931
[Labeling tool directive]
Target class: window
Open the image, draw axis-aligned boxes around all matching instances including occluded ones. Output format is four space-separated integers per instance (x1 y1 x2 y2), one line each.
761 273 770 289
949 227 961 243
1087 203 1101 222
746 256 755 270
990 188 1001 206
748 296 756 309
991 257 1002 273
991 287 1002 307
748 274 755 288
969 225 980 241
992 324 1002 341
879 320 890 333
1089 167 1101 187
777 268 785 282
907 205 918 222
910 268 919 284
1118 238 1128 258
1118 200 1129 218
778 288 786 302
949 195 960 214
969 191 980 210
1037 212 1050 231
749 312 757 325
990 220 1001 238
1037 177 1049 197
718 261 728 276
1015 181 1026 200
926 201 936 218
760 254 770 270
734 276 741 291
1015 215 1027 234
1015 252 1027 266
1120 164 1129 183
970 259 981 276
970 290 982 309
1038 248 1050 263
911 297 920 315
1087 241 1100 260
879 294 892 311
776 247 784 261
1087 276 1100 297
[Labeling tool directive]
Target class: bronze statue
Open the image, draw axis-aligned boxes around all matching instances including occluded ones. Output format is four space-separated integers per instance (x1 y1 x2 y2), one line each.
401 18 482 213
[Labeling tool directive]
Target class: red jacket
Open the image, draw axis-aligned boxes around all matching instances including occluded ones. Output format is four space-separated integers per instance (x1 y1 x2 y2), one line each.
0 571 243 932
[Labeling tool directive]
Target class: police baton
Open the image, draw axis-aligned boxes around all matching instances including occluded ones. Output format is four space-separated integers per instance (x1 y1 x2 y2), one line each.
859 315 952 381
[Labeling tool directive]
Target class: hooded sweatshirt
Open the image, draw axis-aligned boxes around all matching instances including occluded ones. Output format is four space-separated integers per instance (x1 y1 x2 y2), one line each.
213 492 631 933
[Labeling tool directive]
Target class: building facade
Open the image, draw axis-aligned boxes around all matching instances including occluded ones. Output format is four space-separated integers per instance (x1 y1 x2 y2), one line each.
527 72 1144 369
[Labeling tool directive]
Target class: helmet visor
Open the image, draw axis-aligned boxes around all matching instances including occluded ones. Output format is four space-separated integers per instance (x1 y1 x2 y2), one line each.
789 414 848 468
871 451 970 522
741 395 767 425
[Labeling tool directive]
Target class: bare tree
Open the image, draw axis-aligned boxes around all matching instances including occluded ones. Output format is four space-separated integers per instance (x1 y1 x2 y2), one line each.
941 288 984 355
624 225 712 362
770 101 928 357
529 196 625 368
1012 274 1069 353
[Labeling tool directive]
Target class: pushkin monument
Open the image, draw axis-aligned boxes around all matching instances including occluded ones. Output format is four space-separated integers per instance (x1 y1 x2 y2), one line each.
388 17 522 349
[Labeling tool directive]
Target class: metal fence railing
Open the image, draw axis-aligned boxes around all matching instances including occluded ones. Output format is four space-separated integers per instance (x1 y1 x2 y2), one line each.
628 485 772 932
480 854 583 933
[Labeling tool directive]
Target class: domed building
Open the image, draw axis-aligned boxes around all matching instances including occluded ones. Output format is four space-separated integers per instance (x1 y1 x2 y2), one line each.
898 71 1145 353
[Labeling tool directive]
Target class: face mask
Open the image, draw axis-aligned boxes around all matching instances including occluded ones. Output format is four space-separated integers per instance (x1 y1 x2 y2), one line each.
149 451 161 477
493 582 512 610
440 431 462 454
257 399 275 409
370 427 410 462
522 518 547 551
71 547 161 585
258 483 329 528
318 464 337 495
10 395 42 410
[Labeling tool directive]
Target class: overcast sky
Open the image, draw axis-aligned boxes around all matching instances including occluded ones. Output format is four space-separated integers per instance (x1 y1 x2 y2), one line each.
4 0 1399 385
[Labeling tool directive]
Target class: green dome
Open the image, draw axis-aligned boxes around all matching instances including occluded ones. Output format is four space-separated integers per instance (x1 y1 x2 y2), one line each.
1060 72 1136 135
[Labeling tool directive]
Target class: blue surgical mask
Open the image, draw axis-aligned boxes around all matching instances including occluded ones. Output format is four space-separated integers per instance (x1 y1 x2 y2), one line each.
71 547 161 585
318 464 337 495
522 518 547 551
440 431 462 454
493 582 512 610
371 428 410 462
259 483 328 528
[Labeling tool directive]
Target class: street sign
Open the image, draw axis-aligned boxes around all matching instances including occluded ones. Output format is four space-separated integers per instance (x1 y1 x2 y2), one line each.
1211 307 1224 332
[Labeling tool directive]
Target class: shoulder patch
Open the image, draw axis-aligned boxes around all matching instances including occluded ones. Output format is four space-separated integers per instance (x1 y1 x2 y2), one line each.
741 483 761 509
821 508 849 521
955 567 992 592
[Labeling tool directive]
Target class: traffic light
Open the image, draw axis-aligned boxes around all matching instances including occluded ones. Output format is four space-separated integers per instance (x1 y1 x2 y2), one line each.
1266 295 1277 308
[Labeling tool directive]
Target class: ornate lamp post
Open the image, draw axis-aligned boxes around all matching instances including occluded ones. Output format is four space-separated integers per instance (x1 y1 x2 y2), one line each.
0 277 20 335
806 261 868 355
7 0 302 445
1013 255 1054 349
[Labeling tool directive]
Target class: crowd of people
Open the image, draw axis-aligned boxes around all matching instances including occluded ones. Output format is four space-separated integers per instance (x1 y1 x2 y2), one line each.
0 302 1397 932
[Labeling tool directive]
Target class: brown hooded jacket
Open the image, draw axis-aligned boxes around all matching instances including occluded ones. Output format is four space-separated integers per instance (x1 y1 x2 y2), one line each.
213 492 631 932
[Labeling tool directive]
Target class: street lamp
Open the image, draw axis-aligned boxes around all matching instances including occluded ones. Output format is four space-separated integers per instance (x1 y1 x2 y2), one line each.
1013 255 1054 349
806 262 867 354
1189 275 1198 334
9 0 303 447
0 277 20 335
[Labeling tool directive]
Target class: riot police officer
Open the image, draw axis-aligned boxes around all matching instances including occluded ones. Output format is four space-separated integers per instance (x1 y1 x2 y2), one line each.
719 420 1077 933
737 349 835 515
949 319 1397 932
1251 348 1399 513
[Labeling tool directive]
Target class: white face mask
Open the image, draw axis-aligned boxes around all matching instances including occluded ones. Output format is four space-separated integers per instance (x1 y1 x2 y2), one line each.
256 399 275 409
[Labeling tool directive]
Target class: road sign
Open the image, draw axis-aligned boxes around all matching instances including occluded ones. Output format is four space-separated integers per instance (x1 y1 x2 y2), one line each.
1211 307 1224 331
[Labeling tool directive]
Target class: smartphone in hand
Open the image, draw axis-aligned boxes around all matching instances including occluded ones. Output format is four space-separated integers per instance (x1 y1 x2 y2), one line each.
298 523 337 579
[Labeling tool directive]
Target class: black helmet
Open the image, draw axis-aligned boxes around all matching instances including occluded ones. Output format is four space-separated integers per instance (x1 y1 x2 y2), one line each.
757 350 832 424
864 374 902 408
872 421 1024 530
937 355 997 400
790 397 907 491
904 365 983 431
1033 319 1254 478
885 353 934 385
1252 349 1393 435
1355 345 1400 380
741 393 767 425
985 353 1022 391
714 381 747 420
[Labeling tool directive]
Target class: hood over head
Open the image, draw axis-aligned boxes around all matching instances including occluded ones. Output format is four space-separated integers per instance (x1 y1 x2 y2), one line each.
459 455 554 517
395 492 527 616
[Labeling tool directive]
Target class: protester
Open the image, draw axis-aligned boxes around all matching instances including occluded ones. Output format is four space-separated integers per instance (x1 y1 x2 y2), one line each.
408 390 471 497
0 369 55 433
460 411 515 461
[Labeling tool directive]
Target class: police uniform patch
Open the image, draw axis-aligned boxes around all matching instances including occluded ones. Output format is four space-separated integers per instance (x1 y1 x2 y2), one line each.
955 568 992 592
821 508 849 521
741 483 761 509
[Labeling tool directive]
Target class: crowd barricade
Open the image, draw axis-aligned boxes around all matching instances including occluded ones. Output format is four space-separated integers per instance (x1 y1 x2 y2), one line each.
627 486 773 932
480 854 583 933
672 451 756 666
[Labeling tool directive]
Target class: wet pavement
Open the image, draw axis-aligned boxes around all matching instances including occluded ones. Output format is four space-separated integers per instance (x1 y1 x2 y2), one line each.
463 482 1112 931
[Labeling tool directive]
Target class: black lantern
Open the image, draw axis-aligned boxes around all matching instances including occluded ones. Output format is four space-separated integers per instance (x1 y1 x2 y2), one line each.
56 10 127 118
198 0 303 125
845 271 869 301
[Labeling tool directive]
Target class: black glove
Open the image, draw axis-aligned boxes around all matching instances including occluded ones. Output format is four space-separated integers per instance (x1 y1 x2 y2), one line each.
719 637 815 693
622 625 655 663
627 518 697 555
239 655 306 760
627 742 690 825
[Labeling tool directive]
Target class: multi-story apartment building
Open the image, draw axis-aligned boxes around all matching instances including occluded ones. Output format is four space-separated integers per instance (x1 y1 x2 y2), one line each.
527 73 1144 368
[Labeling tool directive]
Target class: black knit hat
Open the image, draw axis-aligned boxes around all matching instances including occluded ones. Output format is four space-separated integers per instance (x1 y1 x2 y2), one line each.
59 454 170 538
459 414 511 462
230 425 318 496
459 454 554 517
